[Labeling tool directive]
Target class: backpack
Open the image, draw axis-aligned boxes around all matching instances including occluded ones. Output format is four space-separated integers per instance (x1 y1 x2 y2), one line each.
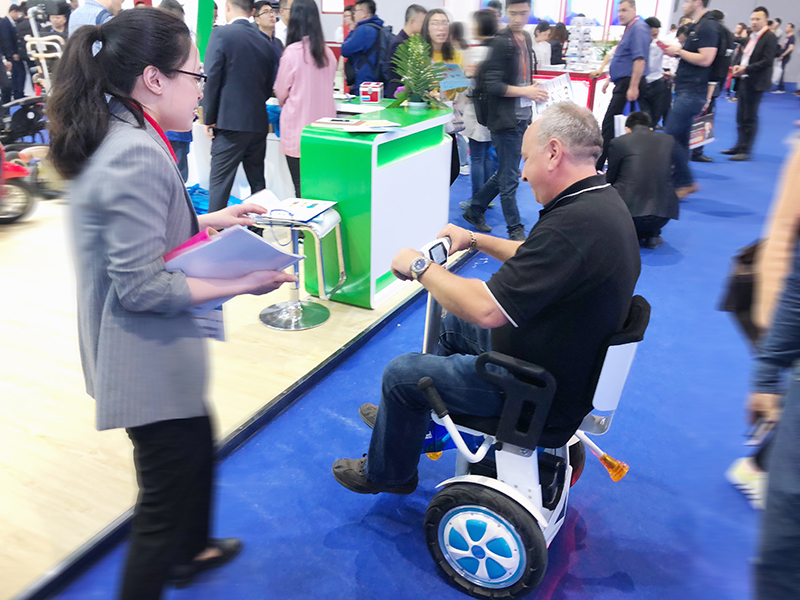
472 62 491 127
709 21 735 83
358 23 394 84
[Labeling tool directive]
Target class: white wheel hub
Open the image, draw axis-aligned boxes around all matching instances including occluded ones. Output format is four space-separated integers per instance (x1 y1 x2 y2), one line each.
438 505 525 588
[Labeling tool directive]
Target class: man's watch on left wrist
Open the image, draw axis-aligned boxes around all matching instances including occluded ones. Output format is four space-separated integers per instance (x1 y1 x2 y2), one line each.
409 256 432 280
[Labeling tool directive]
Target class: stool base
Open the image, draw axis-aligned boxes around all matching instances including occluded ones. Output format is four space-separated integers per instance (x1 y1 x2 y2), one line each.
259 300 330 331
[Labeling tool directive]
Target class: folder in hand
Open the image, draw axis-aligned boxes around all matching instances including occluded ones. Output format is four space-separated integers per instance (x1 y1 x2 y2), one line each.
165 225 303 314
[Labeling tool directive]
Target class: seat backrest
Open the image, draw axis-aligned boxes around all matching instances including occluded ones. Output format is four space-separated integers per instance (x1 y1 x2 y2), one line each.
580 296 651 434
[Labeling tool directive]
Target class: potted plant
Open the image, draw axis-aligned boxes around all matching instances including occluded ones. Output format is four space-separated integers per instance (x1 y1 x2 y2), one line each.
387 34 447 110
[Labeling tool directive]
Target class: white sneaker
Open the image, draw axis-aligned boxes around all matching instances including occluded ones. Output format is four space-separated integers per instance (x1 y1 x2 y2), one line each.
459 164 470 176
726 457 767 510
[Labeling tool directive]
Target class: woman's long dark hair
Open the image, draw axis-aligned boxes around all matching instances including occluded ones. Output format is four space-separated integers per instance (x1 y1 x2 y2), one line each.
48 8 191 179
422 9 454 62
550 22 568 43
473 9 498 39
286 0 328 69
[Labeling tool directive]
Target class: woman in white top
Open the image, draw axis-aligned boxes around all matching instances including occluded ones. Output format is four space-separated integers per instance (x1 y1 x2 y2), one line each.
461 9 498 206
533 20 551 69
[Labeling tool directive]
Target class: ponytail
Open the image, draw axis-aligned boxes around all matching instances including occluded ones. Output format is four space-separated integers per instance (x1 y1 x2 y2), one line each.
48 8 191 179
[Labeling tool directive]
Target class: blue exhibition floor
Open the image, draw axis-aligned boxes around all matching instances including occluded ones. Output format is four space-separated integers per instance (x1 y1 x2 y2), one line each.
50 91 800 600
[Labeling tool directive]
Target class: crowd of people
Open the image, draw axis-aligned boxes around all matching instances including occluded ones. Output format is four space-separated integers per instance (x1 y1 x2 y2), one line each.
31 0 800 599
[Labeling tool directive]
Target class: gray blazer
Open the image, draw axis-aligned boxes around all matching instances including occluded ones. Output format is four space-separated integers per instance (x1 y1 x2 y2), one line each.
69 99 207 431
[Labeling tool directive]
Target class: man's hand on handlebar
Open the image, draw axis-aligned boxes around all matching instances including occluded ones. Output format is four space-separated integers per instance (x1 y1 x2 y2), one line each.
391 248 423 281
437 224 472 256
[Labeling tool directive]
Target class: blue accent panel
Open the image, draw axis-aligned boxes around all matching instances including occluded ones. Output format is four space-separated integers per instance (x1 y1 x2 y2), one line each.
448 528 470 552
466 519 487 543
486 558 508 580
456 557 481 576
471 546 486 559
486 538 513 559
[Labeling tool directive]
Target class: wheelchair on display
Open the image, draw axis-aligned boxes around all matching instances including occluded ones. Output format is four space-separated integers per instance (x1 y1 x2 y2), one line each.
416 238 651 599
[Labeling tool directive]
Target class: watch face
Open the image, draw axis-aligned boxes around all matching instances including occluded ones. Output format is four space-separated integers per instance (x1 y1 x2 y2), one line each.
412 257 427 271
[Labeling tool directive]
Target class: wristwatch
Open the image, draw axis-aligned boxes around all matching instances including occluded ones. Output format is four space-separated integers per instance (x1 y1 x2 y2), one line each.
410 256 432 280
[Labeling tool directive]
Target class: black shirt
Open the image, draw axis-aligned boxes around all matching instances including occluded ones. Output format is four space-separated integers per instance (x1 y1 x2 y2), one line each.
485 175 641 438
674 12 720 94
783 34 795 57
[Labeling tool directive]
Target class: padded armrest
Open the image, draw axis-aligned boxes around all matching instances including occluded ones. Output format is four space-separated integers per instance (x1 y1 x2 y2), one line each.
475 352 557 451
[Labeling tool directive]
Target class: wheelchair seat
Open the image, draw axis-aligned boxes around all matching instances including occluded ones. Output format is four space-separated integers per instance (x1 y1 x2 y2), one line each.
457 295 652 452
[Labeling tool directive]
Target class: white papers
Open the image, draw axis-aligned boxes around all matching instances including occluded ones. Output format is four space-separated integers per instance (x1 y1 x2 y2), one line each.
335 103 385 114
166 225 302 279
311 117 401 133
166 225 302 315
246 190 337 223
532 74 576 121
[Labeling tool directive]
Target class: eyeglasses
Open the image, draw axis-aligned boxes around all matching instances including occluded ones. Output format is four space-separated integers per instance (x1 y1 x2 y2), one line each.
176 69 207 93
429 20 450 28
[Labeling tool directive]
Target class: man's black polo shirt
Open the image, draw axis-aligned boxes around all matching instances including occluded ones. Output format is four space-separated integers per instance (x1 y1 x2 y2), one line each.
675 13 720 95
485 175 641 438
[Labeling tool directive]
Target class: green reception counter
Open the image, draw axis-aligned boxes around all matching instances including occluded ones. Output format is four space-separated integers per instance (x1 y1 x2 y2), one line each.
300 102 453 309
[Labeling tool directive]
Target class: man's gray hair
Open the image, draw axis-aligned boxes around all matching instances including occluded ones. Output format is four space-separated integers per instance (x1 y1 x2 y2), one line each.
620 0 635 8
535 102 602 164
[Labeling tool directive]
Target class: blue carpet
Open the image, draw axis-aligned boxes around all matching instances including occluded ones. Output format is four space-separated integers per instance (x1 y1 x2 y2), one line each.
49 92 800 600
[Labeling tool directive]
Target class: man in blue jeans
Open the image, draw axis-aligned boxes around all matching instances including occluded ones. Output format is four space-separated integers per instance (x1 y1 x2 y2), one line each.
749 234 800 599
461 0 548 242
661 0 719 199
332 103 641 495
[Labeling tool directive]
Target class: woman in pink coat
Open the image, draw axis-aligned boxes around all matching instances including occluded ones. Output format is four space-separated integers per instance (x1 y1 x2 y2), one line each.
274 0 337 197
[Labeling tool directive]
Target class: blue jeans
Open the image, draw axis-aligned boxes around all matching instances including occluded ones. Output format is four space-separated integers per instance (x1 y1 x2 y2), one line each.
365 314 510 485
456 133 469 167
172 140 190 183
664 92 706 188
468 119 528 234
468 138 495 199
756 365 800 599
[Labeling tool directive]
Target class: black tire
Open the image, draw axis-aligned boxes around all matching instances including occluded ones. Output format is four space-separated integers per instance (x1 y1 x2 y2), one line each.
0 179 34 224
425 483 547 599
569 441 586 487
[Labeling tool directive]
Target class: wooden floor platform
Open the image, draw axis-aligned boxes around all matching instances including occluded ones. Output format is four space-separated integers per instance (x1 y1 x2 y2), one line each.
0 199 427 599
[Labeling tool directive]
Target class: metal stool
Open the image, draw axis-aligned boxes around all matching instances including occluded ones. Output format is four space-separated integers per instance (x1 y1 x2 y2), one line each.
255 208 346 331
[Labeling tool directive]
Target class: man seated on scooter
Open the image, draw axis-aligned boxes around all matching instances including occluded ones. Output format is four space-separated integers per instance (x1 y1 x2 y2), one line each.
332 102 642 495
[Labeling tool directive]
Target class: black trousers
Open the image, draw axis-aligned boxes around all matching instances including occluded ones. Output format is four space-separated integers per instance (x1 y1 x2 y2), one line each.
208 129 267 213
120 416 214 600
777 55 791 91
597 77 644 170
286 154 301 198
638 77 671 128
735 78 765 155
10 60 25 99
633 215 669 239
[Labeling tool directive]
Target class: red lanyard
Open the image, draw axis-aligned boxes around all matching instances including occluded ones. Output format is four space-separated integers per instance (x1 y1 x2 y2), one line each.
142 110 177 163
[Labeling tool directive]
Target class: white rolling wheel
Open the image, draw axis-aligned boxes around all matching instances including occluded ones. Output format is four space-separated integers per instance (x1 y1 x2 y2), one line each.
425 484 547 599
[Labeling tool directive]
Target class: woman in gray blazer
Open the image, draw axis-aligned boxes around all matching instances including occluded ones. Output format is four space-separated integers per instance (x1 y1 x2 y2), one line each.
48 8 295 600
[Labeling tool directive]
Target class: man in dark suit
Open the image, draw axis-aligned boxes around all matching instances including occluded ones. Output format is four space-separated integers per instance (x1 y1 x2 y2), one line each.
723 6 778 162
202 0 276 212
0 5 24 101
606 112 679 250
385 4 426 98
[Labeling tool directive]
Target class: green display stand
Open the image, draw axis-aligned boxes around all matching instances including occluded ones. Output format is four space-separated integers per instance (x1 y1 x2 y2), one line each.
300 101 452 309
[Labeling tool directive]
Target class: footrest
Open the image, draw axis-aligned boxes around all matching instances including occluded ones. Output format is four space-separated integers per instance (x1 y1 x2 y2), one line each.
538 452 566 511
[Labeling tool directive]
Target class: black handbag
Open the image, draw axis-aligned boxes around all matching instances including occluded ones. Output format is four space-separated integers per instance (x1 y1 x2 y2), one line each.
719 240 763 347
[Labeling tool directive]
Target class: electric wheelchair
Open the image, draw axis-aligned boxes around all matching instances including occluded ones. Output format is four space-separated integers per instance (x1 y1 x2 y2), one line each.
414 242 650 598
